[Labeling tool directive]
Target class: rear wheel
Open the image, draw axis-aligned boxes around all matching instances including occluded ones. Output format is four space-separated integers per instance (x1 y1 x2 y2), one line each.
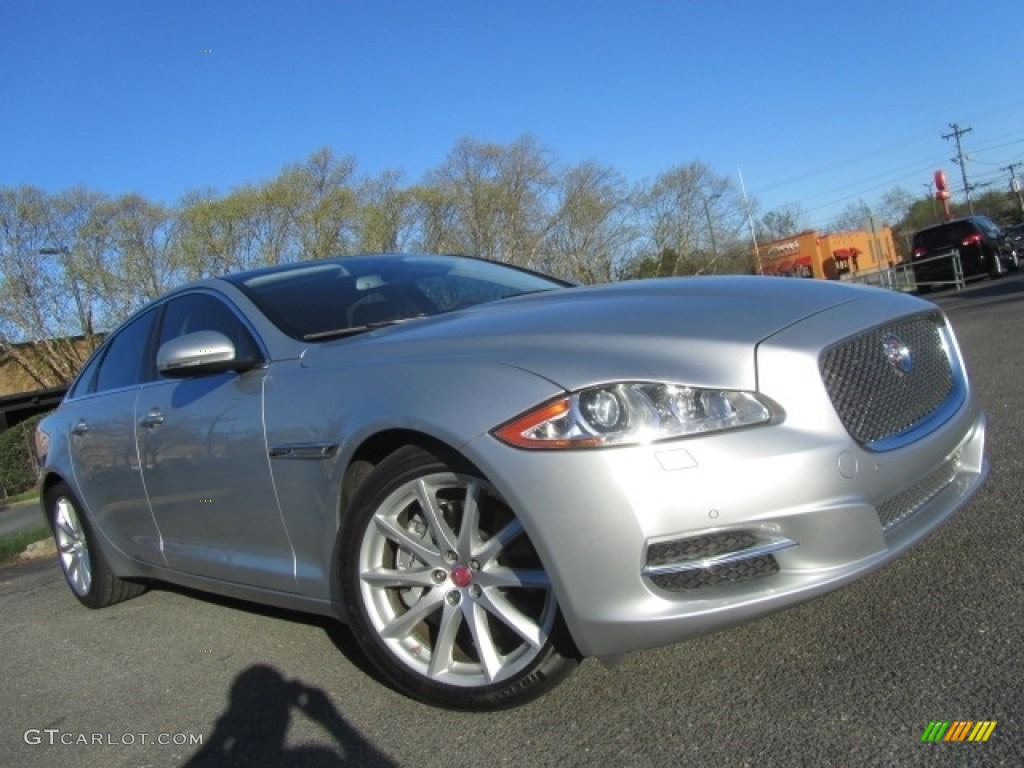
340 446 578 709
46 483 145 609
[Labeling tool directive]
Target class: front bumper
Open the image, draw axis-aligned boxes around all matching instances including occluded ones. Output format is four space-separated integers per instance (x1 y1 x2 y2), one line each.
463 292 987 659
465 400 986 658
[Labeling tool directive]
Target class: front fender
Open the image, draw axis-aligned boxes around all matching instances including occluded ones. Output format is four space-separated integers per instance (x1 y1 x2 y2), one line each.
260 358 563 601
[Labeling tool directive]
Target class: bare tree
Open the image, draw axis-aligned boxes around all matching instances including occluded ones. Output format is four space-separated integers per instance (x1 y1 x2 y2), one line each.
542 161 635 283
421 136 557 266
634 162 746 276
758 203 810 241
0 186 100 386
356 170 416 253
827 200 872 233
287 148 359 259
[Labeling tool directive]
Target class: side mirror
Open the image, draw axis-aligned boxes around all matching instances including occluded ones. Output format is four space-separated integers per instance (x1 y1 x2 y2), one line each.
157 330 257 377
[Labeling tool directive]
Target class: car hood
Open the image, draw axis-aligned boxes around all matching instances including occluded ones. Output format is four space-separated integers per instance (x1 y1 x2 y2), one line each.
300 276 914 391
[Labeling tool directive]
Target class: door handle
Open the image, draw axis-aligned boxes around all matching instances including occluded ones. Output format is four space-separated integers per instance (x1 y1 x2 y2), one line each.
139 409 165 428
71 420 88 436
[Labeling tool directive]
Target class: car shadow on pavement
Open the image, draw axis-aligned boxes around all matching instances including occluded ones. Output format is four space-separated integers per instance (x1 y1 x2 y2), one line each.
181 663 398 768
148 581 386 683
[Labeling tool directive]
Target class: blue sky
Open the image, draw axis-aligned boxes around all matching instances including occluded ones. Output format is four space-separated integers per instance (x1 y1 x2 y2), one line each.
4 1 1023 230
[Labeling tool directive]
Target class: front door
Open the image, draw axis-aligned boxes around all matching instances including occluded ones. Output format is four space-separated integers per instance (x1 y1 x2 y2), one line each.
138 291 296 592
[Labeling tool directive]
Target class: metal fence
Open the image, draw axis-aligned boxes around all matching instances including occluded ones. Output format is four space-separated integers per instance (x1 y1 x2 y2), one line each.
845 248 965 293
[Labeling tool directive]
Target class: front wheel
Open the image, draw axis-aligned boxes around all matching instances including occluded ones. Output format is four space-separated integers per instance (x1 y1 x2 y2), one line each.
990 250 1009 278
340 446 578 709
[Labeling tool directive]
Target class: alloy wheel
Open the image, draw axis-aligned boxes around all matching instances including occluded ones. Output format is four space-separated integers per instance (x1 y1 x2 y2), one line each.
357 471 558 688
53 495 92 597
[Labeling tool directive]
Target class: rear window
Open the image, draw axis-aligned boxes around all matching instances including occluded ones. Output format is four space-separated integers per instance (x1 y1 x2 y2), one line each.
913 221 976 250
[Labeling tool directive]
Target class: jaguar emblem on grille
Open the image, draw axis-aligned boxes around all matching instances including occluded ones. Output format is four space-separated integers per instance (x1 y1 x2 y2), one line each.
882 333 913 374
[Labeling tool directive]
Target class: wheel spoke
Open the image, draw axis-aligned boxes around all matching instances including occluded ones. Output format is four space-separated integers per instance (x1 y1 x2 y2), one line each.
455 480 481 559
56 537 77 555
379 587 444 640
374 515 441 565
477 590 546 649
476 566 550 589
427 601 463 678
473 518 524 565
55 516 76 541
414 479 459 554
464 600 501 682
69 556 90 594
360 566 438 588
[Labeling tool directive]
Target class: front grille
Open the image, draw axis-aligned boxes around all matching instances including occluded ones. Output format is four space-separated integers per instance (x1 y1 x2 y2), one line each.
878 454 961 532
820 311 957 447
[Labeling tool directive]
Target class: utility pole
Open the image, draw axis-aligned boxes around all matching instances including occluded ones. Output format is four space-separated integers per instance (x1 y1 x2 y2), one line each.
700 191 722 258
1003 162 1024 217
943 123 974 215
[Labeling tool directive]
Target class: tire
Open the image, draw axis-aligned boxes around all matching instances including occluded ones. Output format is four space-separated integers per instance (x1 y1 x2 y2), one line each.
46 482 146 609
989 249 1007 278
340 445 578 709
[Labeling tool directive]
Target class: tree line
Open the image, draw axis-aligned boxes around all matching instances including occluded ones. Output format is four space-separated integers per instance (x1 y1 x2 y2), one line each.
2 135 1020 389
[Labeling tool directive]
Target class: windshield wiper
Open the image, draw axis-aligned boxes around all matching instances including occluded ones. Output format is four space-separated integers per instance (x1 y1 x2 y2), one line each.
499 289 557 300
303 315 425 341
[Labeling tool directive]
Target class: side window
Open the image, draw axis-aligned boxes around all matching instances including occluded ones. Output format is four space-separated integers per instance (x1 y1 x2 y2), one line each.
157 293 261 371
67 348 104 399
94 309 159 393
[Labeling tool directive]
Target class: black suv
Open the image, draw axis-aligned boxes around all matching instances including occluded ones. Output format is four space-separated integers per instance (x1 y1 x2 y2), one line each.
910 215 1019 292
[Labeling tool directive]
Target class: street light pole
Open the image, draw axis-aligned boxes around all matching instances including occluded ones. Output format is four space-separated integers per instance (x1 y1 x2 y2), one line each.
737 166 762 275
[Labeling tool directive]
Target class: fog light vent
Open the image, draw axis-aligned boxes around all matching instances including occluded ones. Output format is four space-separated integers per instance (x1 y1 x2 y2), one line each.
647 531 757 566
643 531 796 591
878 453 960 532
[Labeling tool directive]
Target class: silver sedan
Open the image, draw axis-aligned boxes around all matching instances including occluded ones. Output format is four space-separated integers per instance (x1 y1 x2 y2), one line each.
36 253 988 709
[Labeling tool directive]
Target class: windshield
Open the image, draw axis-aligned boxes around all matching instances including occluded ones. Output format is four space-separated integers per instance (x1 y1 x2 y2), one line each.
224 254 568 340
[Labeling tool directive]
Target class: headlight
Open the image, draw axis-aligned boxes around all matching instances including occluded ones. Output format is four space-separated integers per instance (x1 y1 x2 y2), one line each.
493 382 773 449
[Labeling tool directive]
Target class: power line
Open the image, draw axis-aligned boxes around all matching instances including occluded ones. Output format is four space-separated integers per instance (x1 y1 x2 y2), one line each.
748 103 1024 229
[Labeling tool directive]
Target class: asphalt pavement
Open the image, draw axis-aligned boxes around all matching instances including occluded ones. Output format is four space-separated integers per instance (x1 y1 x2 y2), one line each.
1 277 1021 767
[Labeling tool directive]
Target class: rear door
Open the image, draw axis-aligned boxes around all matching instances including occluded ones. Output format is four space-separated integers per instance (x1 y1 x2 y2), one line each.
66 307 164 565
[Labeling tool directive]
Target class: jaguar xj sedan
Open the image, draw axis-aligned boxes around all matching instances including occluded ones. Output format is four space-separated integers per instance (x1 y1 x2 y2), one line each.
36 253 988 709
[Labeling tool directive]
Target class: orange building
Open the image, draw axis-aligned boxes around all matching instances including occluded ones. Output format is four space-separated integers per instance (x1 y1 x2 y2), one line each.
756 227 899 280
